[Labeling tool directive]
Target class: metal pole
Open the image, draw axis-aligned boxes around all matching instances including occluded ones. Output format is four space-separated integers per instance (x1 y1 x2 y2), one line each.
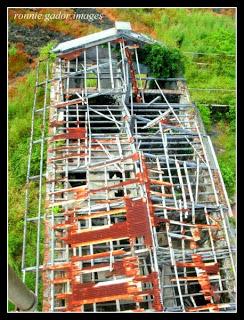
35 59 49 297
8 265 37 312
22 62 40 283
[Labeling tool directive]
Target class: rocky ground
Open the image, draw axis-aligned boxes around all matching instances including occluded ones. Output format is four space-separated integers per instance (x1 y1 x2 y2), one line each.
73 8 113 30
9 21 73 57
8 8 113 78
9 9 113 57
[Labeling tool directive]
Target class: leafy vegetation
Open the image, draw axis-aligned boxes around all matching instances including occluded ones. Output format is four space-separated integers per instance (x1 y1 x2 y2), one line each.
197 104 212 132
53 206 62 214
138 44 184 78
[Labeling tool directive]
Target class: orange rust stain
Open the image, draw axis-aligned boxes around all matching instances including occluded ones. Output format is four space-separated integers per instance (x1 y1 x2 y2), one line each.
62 221 128 246
61 197 153 248
48 152 88 162
50 127 86 141
124 46 142 103
111 257 140 277
76 208 126 220
186 303 220 312
51 98 84 109
89 178 140 194
71 249 126 262
176 254 219 301
43 150 170 311
49 120 66 127
125 197 153 247
176 254 219 274
197 274 215 301
53 258 163 311
59 49 83 60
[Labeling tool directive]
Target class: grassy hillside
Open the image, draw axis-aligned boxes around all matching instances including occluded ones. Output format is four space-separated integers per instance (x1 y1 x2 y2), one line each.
8 8 236 310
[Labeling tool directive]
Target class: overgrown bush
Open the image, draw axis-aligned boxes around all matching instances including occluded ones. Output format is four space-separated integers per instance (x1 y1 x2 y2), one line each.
138 43 185 78
39 41 57 61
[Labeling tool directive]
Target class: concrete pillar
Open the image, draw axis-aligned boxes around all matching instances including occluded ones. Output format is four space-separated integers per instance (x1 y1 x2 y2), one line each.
8 265 37 312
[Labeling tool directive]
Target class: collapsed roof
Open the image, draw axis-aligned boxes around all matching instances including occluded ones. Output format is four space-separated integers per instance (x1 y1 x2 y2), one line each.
21 20 236 313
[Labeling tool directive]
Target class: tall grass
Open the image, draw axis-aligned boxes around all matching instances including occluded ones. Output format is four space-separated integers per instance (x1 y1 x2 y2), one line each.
8 42 56 311
153 9 235 53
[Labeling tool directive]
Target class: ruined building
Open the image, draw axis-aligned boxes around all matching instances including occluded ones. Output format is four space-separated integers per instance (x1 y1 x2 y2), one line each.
21 22 236 312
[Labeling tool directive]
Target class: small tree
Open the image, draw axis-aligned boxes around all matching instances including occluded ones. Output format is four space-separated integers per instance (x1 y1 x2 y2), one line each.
138 43 185 78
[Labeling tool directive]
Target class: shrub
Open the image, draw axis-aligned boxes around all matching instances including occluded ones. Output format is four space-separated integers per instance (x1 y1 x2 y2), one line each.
39 41 57 61
138 43 185 78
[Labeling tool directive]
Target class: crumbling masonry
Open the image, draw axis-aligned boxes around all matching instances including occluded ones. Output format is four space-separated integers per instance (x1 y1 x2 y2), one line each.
21 22 236 312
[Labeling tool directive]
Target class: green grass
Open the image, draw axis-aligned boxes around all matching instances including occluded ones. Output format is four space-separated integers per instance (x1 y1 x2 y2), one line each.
212 121 236 198
156 10 234 53
86 73 97 88
8 42 56 311
197 104 212 132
